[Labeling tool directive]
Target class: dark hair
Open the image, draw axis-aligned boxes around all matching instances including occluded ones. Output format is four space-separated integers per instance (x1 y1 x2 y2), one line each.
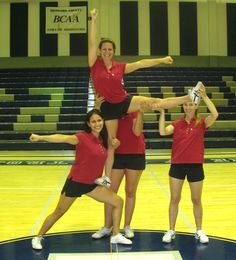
85 109 108 148
99 38 116 52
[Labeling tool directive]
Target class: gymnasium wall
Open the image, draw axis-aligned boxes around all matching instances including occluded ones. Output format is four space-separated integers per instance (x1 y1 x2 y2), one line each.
0 0 236 67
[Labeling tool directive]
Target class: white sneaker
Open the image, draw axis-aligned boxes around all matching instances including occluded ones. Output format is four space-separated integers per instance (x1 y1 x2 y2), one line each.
188 81 202 104
110 233 132 245
92 227 112 239
94 176 111 187
32 236 43 250
162 230 176 243
124 226 134 238
195 230 209 244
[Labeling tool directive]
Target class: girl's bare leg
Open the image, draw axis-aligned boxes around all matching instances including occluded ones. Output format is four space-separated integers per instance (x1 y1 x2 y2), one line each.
128 95 191 112
104 119 119 178
103 168 142 230
124 169 142 227
168 177 184 230
104 169 125 228
189 181 203 230
37 194 77 236
159 95 191 109
87 186 123 235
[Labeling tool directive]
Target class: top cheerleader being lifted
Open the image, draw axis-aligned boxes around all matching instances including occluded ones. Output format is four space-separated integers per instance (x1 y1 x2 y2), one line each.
88 8 201 183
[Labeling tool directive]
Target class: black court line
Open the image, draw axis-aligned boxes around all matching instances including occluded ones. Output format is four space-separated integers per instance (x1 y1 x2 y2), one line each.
0 158 236 165
0 230 235 260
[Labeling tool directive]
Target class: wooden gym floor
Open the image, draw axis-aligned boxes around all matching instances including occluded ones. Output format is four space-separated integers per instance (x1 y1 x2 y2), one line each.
0 148 235 260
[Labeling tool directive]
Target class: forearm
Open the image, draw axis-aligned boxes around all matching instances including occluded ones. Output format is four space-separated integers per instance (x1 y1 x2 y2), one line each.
37 134 68 143
133 112 144 136
88 9 98 66
159 111 166 136
90 19 96 47
202 95 218 119
125 56 173 74
136 58 165 68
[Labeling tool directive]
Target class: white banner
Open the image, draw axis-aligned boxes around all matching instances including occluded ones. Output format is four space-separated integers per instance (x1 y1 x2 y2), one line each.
46 6 87 34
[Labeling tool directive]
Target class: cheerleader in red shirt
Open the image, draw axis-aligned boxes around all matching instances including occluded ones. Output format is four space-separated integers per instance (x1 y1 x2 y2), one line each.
30 109 132 250
159 83 218 244
89 9 200 182
92 110 145 239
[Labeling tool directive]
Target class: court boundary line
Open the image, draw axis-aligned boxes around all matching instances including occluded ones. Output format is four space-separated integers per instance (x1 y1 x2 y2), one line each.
30 165 70 236
47 251 183 260
0 158 236 165
146 165 196 233
1 229 236 245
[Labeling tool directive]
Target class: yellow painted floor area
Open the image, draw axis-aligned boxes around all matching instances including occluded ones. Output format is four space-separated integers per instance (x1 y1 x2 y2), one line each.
0 149 236 242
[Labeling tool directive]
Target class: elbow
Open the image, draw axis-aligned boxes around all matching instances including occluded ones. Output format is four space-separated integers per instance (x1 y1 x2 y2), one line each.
214 112 219 120
88 59 94 68
159 131 166 136
133 131 142 137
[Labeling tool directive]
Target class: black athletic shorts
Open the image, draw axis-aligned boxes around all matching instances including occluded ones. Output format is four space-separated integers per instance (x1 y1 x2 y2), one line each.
61 178 98 197
100 95 133 120
169 164 204 182
112 154 146 170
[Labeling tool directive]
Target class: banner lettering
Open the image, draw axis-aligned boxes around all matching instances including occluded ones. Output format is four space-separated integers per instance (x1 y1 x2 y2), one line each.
46 6 87 34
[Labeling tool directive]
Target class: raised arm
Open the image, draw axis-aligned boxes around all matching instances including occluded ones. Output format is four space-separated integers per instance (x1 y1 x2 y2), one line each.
132 111 144 136
88 9 98 67
199 84 219 128
94 94 105 110
125 56 173 74
29 133 79 145
159 109 174 136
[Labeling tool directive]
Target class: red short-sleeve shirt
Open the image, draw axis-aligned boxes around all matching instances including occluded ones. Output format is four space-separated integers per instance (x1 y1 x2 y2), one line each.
171 118 206 164
115 112 145 154
67 132 107 184
90 58 127 103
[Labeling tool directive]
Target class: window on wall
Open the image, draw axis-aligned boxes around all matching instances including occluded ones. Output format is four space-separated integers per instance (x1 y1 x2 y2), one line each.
40 2 58 57
179 2 197 56
150 1 168 55
120 1 138 55
70 1 88 56
227 3 236 56
10 3 28 57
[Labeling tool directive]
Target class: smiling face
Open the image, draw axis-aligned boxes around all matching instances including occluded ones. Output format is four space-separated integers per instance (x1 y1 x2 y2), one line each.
99 42 115 61
87 113 104 136
183 102 198 119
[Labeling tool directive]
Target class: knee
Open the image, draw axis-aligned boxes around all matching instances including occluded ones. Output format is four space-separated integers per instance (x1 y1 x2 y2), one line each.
114 196 124 208
191 197 201 206
170 196 181 205
125 187 136 198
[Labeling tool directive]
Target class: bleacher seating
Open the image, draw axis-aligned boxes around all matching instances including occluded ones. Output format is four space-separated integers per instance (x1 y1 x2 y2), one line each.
0 68 89 150
0 67 235 150
124 67 236 149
